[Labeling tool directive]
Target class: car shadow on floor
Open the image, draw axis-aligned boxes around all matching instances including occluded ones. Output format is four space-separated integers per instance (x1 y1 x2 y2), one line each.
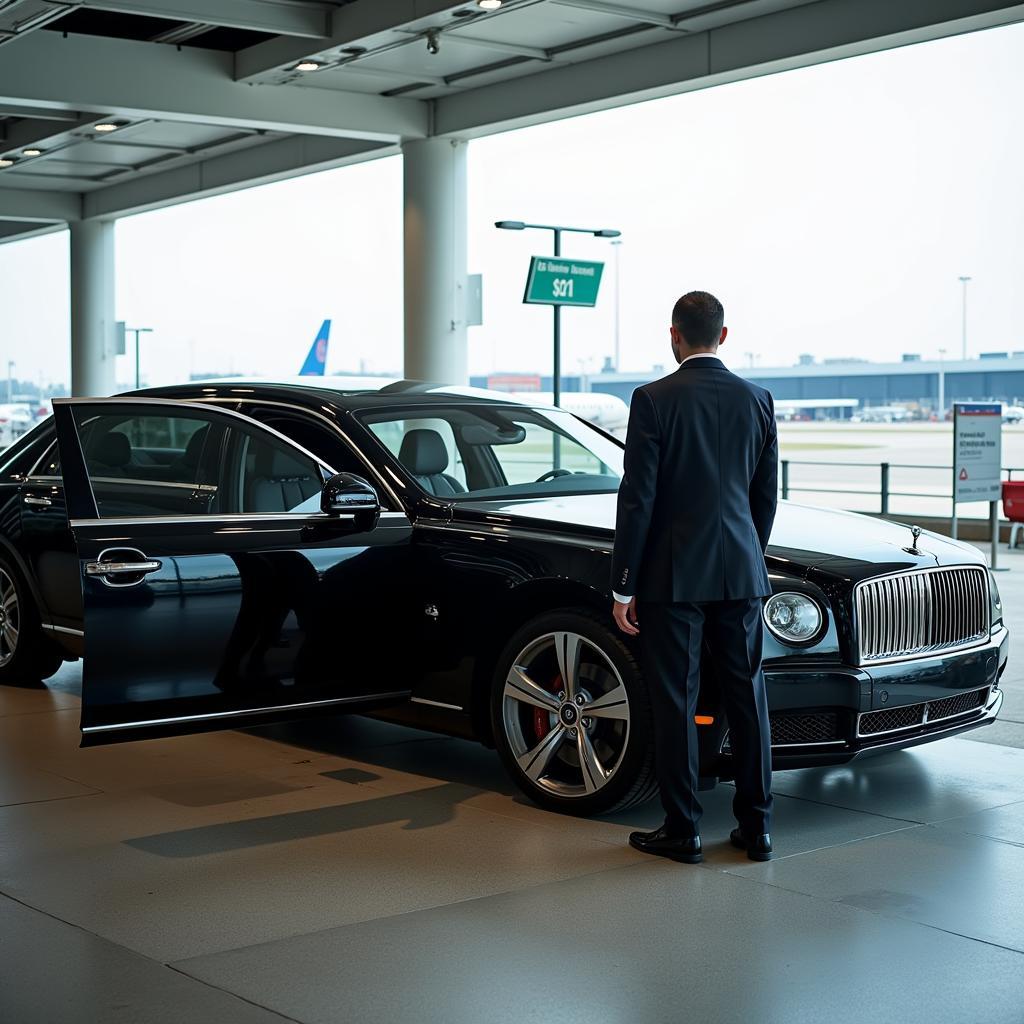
124 781 484 859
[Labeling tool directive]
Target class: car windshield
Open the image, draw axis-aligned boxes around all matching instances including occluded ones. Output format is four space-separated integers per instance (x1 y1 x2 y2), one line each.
360 404 623 500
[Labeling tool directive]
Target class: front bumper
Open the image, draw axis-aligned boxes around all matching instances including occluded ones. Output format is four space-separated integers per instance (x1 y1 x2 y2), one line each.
706 624 1008 774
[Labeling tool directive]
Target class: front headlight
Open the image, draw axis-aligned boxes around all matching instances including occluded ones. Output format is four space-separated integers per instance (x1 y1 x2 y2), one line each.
764 592 824 644
989 571 1003 627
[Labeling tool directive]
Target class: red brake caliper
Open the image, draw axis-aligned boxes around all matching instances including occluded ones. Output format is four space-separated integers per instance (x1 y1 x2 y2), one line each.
533 673 563 740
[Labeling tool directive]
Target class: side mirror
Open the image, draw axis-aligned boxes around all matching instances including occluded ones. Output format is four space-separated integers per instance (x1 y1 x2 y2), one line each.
321 472 380 527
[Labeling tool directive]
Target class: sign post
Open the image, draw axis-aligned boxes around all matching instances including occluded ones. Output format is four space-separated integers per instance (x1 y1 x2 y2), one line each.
952 402 1003 568
522 251 604 412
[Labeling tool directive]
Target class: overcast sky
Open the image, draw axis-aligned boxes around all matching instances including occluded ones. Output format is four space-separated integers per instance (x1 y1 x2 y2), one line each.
2 20 1023 391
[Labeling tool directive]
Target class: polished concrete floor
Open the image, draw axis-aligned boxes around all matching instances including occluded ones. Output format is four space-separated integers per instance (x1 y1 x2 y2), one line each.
3 550 1024 1022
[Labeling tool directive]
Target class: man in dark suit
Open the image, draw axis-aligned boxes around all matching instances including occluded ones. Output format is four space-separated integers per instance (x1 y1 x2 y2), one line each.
612 291 778 864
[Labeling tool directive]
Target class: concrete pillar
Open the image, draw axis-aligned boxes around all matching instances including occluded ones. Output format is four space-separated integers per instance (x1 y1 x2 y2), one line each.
69 219 117 397
402 137 468 384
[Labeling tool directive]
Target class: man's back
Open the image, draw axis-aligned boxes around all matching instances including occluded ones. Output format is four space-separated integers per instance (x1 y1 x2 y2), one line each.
612 356 778 603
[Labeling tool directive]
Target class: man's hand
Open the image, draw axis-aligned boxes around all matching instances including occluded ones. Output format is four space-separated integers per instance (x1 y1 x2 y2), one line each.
613 597 639 637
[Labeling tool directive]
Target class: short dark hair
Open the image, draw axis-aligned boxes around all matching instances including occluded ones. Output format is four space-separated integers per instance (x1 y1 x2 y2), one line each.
671 291 725 349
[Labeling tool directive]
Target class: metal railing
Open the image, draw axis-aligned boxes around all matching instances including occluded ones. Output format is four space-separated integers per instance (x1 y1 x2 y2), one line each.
780 459 1024 515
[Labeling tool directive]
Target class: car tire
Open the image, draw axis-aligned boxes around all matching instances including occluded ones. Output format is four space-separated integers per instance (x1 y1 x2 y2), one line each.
0 556 64 684
490 608 657 816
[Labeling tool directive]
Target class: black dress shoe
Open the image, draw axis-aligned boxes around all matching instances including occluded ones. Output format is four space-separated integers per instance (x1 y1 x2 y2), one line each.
730 827 773 861
629 825 703 864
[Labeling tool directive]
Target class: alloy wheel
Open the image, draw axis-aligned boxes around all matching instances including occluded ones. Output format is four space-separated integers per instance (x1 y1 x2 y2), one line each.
502 630 630 798
0 568 20 668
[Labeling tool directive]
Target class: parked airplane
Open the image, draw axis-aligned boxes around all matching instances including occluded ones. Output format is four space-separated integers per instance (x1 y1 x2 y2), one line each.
1003 405 1024 424
851 405 913 423
298 320 332 376
508 391 629 434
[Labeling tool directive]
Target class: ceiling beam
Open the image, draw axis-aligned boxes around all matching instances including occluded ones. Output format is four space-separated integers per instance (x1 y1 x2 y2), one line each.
79 0 333 40
0 30 428 142
0 113 94 153
435 0 1024 136
0 219 66 244
82 133 394 219
0 185 80 222
550 0 677 29
234 0 471 81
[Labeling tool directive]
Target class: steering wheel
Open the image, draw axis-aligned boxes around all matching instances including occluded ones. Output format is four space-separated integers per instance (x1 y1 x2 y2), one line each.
535 468 573 483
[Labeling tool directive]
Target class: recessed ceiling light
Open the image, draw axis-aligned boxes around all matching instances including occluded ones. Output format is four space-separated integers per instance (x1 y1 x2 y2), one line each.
93 122 122 133
477 0 503 9
22 148 43 157
0 158 14 168
294 60 323 72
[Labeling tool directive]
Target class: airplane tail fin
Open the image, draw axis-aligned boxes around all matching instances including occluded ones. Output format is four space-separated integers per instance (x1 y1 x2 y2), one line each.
299 319 331 376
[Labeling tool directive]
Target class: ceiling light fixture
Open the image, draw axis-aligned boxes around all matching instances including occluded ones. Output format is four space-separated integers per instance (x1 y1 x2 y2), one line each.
426 29 441 55
0 158 14 168
477 0 503 9
93 122 122 132
294 60 323 71
22 148 43 157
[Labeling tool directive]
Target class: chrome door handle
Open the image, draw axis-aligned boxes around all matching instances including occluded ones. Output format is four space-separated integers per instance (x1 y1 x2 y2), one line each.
86 560 163 577
23 495 53 507
85 549 163 588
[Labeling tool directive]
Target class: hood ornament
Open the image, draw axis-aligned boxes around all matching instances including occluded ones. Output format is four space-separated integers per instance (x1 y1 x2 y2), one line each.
903 524 924 556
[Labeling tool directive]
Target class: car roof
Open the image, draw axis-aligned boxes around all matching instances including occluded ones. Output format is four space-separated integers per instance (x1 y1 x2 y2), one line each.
130 377 555 413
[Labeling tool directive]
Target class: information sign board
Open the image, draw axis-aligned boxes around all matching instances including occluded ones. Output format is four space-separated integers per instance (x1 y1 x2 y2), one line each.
523 256 603 306
953 402 1002 503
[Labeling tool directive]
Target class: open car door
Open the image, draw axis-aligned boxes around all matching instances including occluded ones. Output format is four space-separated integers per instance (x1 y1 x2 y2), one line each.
53 398 415 745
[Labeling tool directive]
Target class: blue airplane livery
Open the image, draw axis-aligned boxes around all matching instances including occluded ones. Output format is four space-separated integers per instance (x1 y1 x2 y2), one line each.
298 320 331 375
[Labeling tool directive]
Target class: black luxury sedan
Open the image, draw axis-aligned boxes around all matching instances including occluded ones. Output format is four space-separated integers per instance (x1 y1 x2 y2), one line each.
0 378 1008 815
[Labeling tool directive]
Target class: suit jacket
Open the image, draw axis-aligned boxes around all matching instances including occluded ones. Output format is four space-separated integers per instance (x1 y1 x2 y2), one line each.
611 356 778 603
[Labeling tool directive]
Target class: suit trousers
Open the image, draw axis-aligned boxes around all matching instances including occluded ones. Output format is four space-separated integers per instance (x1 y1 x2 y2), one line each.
638 598 773 837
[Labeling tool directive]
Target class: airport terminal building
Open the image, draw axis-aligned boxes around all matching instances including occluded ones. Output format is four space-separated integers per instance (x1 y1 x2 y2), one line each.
474 352 1024 419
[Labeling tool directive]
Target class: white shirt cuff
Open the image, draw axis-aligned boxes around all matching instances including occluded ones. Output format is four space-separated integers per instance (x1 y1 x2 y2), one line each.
612 592 633 604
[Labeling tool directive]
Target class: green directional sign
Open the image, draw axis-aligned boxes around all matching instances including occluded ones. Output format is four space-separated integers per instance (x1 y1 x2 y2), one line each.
523 256 604 307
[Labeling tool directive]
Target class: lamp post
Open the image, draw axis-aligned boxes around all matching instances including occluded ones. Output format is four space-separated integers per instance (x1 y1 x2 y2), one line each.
611 239 623 372
958 276 971 361
126 327 153 389
494 220 621 408
937 348 946 421
6 360 13 404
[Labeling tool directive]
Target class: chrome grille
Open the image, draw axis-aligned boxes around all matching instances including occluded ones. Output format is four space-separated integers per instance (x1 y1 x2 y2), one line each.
854 566 989 665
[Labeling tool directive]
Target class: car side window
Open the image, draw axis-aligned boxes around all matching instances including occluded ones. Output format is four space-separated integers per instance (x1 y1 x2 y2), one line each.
223 424 326 515
238 405 390 510
31 441 61 478
72 410 218 519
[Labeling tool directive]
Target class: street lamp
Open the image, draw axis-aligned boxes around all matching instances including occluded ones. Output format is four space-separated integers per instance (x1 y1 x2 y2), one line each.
494 220 621 407
611 239 623 372
958 276 972 361
937 347 947 420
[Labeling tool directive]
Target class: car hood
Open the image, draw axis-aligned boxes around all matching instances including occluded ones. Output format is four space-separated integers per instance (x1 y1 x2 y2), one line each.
452 494 984 581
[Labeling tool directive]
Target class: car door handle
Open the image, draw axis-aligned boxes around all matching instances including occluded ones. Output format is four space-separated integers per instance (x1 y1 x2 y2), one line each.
23 495 53 507
85 556 163 589
86 559 163 577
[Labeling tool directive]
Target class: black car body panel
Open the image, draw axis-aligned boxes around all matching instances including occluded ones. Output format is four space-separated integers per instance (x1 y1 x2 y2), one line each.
0 378 1005 777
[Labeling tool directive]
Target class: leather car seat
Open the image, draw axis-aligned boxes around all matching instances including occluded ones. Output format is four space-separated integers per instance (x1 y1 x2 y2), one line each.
248 447 321 512
171 425 208 478
89 432 132 477
398 429 466 497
